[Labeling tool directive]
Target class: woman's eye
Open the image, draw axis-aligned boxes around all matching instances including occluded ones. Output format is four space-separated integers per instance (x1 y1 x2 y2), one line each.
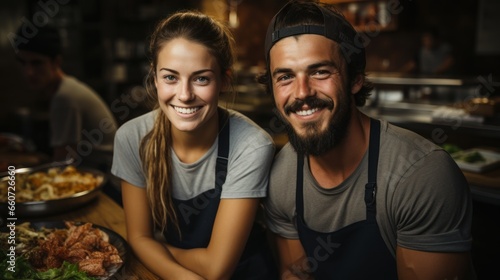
194 76 210 84
163 75 176 82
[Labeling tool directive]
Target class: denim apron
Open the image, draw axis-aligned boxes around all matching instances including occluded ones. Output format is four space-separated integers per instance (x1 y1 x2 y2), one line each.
295 119 398 279
164 110 278 279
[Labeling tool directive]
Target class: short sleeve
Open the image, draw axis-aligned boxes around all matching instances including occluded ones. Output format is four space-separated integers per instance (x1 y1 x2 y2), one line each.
221 140 275 199
111 123 146 187
264 196 300 239
263 144 300 239
393 150 472 252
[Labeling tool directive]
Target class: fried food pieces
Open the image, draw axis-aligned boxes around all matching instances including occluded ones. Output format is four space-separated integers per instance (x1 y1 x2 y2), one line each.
26 222 123 277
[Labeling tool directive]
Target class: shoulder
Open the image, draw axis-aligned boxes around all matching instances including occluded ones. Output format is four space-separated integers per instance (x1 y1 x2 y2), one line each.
264 142 298 235
268 143 297 195
58 76 95 95
272 143 297 171
382 120 441 155
115 111 156 141
53 76 98 104
227 109 274 150
378 119 467 190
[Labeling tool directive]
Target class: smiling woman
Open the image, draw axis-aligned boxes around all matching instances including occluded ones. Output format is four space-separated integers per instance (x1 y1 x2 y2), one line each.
111 11 278 280
155 37 222 135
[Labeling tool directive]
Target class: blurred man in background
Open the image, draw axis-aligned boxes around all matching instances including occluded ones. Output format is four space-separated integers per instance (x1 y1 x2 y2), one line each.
13 24 117 171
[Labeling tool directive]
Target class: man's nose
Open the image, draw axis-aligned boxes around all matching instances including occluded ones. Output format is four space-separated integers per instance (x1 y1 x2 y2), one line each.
294 74 314 100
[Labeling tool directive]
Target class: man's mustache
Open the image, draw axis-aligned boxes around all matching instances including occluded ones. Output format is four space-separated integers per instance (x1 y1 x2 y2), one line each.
284 97 334 115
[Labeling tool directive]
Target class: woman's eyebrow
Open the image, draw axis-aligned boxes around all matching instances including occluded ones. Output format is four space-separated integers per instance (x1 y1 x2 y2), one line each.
192 69 215 75
158 68 215 75
158 68 178 74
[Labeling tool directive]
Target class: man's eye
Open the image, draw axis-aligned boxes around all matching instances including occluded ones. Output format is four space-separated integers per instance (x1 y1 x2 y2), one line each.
312 70 330 77
277 74 292 82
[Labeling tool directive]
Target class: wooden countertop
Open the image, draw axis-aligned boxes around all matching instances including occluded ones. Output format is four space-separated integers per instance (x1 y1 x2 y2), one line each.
463 168 500 189
465 168 500 205
27 192 160 280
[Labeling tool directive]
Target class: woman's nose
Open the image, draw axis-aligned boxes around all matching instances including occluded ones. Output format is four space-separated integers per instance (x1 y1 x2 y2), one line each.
177 81 195 102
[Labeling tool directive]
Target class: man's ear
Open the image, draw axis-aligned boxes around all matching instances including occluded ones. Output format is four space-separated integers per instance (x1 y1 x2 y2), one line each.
350 74 364 95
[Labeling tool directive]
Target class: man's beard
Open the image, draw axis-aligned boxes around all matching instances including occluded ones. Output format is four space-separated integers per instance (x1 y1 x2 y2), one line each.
277 93 351 156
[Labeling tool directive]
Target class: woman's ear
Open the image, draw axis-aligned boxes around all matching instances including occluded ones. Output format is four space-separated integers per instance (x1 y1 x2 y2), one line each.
221 69 233 92
350 74 364 95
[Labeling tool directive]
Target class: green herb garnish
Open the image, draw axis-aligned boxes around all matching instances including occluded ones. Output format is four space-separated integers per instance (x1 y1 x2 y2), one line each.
1 253 97 280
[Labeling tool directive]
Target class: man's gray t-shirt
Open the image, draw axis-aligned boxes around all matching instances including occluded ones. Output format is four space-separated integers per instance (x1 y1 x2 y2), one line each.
264 120 472 255
112 109 275 200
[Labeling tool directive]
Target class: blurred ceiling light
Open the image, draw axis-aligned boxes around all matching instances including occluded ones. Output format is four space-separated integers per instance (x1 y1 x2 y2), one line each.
229 0 240 28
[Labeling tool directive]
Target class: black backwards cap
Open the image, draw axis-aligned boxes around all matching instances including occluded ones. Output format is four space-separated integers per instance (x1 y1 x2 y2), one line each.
264 1 366 72
14 24 62 58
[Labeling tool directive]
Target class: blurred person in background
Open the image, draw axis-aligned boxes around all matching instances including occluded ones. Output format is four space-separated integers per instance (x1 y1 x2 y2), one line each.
13 24 117 171
403 27 455 75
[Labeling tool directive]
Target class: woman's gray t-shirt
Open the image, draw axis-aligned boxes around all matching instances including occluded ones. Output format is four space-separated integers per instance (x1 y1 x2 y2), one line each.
112 109 275 200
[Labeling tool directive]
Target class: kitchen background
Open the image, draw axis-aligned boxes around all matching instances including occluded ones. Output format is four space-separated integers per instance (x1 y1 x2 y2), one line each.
1 0 498 123
0 0 499 279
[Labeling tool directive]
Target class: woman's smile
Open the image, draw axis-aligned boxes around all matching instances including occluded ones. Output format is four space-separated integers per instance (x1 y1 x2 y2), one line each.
171 105 203 115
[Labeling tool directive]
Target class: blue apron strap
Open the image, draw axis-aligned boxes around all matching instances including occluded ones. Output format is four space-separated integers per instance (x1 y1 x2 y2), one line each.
365 118 381 220
215 109 230 190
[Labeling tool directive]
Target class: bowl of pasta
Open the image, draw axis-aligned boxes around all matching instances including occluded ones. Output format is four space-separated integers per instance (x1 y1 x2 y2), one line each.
0 165 105 217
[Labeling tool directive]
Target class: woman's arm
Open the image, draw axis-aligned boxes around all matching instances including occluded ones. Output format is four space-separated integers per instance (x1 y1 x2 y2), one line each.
167 198 260 280
121 181 205 280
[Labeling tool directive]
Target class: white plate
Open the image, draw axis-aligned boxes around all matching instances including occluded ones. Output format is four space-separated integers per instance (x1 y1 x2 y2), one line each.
452 149 500 173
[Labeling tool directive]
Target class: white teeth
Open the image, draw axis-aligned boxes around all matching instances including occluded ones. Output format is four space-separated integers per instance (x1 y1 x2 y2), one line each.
173 106 200 114
296 108 319 116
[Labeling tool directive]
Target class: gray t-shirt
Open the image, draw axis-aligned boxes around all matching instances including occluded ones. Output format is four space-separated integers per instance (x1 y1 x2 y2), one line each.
50 75 117 152
112 109 275 200
264 120 472 255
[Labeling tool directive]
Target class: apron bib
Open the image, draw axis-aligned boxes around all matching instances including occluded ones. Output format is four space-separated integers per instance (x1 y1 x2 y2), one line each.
165 110 278 279
296 118 398 280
